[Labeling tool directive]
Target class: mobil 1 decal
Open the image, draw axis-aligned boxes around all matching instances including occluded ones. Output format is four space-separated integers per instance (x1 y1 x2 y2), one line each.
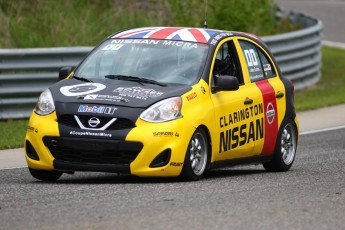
219 103 264 153
256 79 278 155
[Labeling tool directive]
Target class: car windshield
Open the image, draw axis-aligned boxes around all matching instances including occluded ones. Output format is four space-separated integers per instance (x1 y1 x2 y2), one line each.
74 39 209 85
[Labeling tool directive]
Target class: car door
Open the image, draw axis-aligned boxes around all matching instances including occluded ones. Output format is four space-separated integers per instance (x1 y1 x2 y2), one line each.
237 38 287 155
210 38 263 162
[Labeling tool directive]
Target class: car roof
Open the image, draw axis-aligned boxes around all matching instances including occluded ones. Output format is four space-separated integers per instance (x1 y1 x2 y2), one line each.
110 26 264 48
111 27 242 44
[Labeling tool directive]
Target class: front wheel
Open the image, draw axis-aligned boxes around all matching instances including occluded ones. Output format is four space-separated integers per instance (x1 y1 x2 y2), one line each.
263 119 298 172
29 168 63 181
180 128 210 181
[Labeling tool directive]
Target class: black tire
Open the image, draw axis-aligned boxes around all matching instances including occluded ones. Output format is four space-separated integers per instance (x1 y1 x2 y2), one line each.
181 128 210 181
28 168 63 181
263 119 298 172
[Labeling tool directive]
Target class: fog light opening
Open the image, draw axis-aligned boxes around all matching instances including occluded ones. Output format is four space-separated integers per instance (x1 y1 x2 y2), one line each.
51 139 59 147
149 149 171 168
25 140 40 160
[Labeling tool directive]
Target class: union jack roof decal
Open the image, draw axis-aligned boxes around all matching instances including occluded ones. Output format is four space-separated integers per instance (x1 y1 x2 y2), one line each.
112 27 222 43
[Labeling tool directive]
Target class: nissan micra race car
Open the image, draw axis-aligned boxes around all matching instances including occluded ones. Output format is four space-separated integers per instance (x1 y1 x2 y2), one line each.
25 27 299 181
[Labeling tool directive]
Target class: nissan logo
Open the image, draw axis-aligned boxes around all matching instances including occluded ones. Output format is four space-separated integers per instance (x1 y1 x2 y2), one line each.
88 117 101 128
266 102 275 125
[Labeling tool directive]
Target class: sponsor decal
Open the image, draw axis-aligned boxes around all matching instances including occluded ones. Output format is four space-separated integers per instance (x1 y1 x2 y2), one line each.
263 64 271 72
153 132 179 137
60 83 106 96
114 87 163 100
199 87 206 94
266 102 275 125
218 103 264 153
78 105 117 115
219 104 263 128
27 126 38 133
84 94 98 100
84 94 129 103
249 66 260 73
69 130 112 138
107 39 199 48
170 162 183 167
210 32 233 45
162 40 198 48
186 92 197 101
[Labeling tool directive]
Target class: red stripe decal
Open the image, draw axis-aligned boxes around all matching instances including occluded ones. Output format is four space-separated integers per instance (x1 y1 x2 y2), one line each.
148 27 182 39
188 29 207 43
256 80 278 155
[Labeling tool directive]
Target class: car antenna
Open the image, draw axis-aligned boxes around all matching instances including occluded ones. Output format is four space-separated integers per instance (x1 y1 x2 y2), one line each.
203 0 208 28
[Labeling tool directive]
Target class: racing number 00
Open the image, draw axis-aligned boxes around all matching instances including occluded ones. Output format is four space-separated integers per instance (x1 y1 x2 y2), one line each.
244 49 258 67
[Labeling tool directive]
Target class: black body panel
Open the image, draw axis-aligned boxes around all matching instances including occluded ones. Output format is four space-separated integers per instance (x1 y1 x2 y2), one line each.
43 136 143 172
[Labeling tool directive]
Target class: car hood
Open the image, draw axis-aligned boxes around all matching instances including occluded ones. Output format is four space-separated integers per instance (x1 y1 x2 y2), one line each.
51 78 192 108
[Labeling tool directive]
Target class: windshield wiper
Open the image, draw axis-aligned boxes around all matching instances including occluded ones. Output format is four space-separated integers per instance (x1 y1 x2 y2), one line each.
72 75 93 83
105 75 167 87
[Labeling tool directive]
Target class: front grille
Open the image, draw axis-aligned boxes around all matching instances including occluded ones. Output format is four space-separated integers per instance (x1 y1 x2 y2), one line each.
43 137 143 165
58 114 136 130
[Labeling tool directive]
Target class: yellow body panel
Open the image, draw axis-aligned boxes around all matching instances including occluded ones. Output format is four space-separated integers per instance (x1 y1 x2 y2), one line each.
127 80 214 176
25 112 59 170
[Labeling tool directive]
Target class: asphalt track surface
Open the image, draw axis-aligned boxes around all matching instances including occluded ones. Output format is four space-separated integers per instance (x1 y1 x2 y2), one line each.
1 128 345 230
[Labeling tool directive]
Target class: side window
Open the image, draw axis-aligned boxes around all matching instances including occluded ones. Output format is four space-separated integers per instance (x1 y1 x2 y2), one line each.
213 41 243 84
239 41 264 81
239 40 276 82
258 51 276 78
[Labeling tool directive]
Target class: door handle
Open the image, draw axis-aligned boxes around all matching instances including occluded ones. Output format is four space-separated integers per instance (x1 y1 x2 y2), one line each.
244 98 253 105
276 92 285 98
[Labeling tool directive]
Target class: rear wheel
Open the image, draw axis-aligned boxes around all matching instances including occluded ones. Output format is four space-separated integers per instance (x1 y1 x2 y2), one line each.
181 128 209 181
28 168 63 181
263 119 297 172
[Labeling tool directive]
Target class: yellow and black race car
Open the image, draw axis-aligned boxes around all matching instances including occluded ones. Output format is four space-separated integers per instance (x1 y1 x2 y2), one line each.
25 27 299 181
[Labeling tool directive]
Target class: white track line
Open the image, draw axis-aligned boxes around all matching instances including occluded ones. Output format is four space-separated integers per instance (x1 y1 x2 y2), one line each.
300 125 345 136
1 166 27 170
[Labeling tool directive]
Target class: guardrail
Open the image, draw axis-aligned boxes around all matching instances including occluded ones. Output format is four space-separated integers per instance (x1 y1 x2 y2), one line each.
0 11 322 120
262 11 323 90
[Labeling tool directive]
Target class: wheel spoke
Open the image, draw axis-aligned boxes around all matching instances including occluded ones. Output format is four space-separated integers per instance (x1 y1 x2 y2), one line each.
191 159 197 169
286 133 291 141
281 124 296 165
186 131 208 177
282 149 287 160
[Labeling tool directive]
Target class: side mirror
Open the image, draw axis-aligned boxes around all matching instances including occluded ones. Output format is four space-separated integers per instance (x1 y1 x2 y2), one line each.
213 75 240 92
58 67 74 80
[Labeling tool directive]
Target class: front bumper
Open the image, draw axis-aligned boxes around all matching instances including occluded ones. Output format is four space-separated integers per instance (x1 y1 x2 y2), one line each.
25 112 194 177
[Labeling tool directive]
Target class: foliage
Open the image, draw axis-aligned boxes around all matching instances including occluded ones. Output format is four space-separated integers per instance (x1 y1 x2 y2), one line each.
0 0 297 48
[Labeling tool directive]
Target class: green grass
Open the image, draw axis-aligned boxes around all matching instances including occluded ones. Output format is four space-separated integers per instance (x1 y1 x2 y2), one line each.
0 46 344 150
294 46 345 111
0 120 28 150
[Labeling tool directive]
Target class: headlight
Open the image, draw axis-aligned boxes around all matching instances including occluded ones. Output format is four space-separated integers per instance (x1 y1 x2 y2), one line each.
140 97 182 122
34 89 55 115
